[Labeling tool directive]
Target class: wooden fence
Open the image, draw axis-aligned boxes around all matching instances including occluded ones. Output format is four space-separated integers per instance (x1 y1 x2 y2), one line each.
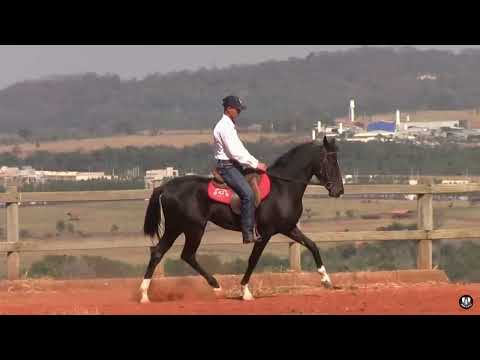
2 183 480 280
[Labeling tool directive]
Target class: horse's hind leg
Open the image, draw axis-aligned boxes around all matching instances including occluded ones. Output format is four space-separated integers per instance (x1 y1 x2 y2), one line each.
181 226 221 291
140 229 182 304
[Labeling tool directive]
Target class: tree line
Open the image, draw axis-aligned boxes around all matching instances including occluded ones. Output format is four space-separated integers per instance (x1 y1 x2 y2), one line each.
0 140 479 188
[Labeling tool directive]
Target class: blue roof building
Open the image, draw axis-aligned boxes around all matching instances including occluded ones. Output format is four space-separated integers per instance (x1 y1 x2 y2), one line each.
367 121 397 133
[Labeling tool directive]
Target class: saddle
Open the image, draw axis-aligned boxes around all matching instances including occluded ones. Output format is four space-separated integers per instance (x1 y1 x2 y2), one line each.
208 168 271 215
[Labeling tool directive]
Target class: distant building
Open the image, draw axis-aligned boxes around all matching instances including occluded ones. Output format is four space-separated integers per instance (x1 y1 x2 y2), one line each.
145 167 179 189
367 121 397 133
0 166 110 186
417 73 438 81
441 179 470 185
404 121 460 131
18 166 37 184
0 166 20 187
346 131 395 143
75 172 110 181
36 171 78 182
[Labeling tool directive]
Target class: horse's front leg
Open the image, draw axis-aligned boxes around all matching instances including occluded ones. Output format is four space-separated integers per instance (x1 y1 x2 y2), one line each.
240 236 271 301
283 226 332 288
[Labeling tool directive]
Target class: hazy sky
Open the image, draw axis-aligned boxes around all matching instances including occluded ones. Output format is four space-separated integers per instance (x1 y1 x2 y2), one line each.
0 45 479 90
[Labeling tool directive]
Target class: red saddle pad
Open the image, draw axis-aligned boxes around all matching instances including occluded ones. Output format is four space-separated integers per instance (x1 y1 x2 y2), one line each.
208 173 271 205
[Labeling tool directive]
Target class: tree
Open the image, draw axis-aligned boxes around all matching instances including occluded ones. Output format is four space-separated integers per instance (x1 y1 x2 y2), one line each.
18 129 32 141
56 220 66 233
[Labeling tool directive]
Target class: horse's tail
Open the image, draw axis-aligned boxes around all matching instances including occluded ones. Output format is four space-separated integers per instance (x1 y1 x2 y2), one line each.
143 186 165 240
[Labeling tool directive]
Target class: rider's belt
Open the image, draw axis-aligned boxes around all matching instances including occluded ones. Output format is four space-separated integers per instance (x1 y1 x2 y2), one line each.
217 160 234 165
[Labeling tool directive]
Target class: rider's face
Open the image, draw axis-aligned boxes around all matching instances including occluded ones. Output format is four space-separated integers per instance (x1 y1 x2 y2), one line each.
225 106 241 120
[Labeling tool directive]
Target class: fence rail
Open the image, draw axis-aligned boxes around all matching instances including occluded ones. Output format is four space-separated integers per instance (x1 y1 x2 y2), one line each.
2 183 480 203
2 183 480 280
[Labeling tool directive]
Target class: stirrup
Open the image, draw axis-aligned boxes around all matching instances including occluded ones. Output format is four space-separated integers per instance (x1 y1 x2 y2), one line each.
243 231 262 244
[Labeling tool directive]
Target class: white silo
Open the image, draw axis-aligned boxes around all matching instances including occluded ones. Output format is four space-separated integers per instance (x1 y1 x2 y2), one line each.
350 100 355 123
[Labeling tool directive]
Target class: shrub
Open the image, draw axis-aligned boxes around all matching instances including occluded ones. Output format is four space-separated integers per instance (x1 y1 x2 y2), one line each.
361 214 381 220
377 222 417 231
56 220 66 233
67 223 75 234
345 210 356 219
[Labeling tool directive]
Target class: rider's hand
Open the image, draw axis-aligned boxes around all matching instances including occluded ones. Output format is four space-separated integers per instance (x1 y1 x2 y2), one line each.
256 162 268 172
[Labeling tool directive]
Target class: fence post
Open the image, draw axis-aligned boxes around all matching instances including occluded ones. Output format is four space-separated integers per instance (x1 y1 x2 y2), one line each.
6 186 20 280
417 181 433 270
289 222 302 272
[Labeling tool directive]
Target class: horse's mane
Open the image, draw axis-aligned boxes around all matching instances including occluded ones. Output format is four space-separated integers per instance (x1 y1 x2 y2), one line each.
269 142 318 172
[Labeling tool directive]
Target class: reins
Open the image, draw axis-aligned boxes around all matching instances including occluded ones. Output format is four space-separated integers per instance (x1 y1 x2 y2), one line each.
266 151 337 185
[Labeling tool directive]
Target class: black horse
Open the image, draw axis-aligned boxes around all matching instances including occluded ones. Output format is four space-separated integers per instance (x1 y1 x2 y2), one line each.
140 136 344 303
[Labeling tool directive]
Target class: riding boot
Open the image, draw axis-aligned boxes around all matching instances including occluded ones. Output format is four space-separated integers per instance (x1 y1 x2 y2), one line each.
243 231 263 244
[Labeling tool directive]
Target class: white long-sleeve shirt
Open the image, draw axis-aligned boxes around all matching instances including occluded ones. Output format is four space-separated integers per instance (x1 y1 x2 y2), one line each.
213 114 259 169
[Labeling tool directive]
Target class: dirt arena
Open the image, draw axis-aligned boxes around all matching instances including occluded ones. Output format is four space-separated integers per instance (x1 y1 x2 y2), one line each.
0 271 478 315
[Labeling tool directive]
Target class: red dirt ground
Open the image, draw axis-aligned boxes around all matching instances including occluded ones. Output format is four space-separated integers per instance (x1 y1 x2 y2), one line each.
0 272 478 315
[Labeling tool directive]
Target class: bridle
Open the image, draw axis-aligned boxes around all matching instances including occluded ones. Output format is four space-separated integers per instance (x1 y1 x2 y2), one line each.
319 151 338 190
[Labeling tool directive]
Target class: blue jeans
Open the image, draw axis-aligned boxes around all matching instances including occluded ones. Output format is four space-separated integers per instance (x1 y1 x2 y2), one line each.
217 161 255 236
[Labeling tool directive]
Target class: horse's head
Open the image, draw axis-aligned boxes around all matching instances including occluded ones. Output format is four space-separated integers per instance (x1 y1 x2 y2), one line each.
312 136 344 198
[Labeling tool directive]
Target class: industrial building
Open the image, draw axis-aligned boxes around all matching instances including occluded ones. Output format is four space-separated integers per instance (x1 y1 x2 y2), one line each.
0 166 110 187
144 167 179 189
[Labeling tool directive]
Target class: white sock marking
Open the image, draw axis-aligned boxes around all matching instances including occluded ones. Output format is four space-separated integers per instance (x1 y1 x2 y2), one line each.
140 279 151 304
318 266 332 286
242 285 255 301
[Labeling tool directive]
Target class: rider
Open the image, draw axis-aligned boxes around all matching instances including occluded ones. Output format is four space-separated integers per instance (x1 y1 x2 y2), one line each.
213 95 268 244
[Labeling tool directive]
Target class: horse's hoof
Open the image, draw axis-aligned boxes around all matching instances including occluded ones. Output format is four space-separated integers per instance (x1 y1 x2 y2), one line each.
321 280 333 289
242 285 255 301
318 266 332 289
213 287 224 297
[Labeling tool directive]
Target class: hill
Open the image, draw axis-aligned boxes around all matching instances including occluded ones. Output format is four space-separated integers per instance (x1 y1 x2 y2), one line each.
3 47 480 139
0 131 302 157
